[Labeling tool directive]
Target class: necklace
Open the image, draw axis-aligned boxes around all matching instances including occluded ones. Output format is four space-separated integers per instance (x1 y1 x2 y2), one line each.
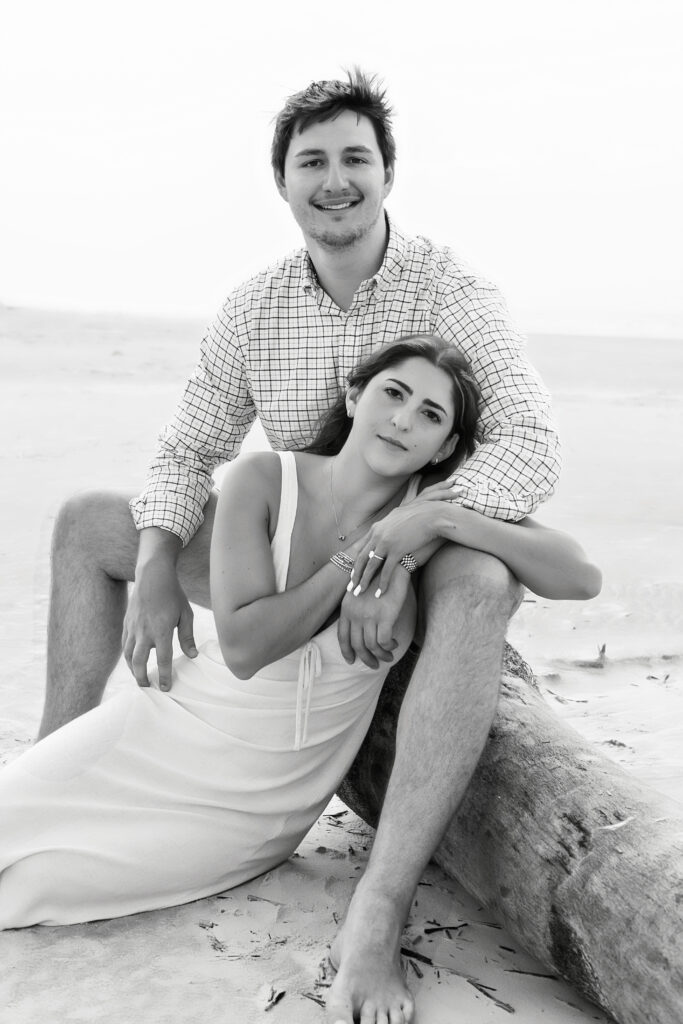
328 457 407 543
329 458 347 541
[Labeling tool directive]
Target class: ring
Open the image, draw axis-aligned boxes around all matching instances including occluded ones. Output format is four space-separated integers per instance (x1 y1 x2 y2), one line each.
369 551 385 561
399 552 418 574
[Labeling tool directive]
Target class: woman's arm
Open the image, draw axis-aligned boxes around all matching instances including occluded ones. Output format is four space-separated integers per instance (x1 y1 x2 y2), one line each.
433 506 602 600
210 453 363 678
352 488 601 602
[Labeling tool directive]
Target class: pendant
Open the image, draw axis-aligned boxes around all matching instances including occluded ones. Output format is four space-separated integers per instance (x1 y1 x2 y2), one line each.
338 533 346 541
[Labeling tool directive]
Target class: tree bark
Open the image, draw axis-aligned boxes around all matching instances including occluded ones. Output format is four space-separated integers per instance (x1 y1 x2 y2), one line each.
338 643 683 1024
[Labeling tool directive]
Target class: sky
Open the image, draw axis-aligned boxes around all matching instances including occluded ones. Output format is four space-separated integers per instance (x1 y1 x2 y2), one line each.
1 0 682 337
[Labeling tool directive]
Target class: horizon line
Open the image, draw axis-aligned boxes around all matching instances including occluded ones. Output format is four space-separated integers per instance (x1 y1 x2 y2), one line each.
1 300 682 345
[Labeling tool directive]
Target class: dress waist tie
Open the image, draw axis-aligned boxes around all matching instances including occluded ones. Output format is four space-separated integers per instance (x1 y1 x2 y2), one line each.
294 641 322 751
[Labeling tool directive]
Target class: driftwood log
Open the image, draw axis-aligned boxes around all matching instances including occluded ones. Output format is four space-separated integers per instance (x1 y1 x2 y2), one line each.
338 643 683 1024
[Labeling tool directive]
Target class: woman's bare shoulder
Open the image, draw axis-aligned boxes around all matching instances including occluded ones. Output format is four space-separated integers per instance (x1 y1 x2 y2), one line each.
222 450 282 488
217 453 286 525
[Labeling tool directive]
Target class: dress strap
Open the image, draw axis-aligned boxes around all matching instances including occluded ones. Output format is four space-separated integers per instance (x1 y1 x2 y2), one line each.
270 451 299 593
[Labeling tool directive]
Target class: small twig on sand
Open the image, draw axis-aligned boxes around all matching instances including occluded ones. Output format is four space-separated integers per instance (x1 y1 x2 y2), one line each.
302 992 326 1008
401 946 516 1013
408 958 424 979
424 922 468 935
574 643 607 669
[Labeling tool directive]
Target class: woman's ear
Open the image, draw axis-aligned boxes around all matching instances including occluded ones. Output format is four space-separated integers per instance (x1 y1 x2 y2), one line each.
346 386 360 418
433 433 459 464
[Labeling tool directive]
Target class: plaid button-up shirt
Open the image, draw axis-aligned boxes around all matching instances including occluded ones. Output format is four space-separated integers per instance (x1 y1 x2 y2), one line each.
131 218 561 545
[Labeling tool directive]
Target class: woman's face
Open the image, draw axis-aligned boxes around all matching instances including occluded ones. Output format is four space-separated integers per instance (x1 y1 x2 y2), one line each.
348 356 459 475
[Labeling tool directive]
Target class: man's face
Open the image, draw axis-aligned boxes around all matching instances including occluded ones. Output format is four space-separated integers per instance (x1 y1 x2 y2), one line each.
275 110 394 251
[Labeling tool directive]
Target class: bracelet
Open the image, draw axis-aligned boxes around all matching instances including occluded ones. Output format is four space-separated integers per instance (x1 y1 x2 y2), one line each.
330 551 354 576
399 553 418 574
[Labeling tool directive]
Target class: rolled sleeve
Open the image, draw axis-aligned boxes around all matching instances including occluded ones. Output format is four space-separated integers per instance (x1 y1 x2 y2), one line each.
436 281 562 520
130 303 256 546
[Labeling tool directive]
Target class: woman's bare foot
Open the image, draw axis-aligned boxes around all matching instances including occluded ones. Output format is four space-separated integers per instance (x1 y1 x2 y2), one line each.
326 884 414 1024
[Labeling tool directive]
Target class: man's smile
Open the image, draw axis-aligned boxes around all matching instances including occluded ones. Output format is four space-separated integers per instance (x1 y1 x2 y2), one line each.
313 198 361 212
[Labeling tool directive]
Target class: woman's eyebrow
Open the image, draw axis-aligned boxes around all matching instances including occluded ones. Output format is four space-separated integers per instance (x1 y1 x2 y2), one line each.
385 378 448 415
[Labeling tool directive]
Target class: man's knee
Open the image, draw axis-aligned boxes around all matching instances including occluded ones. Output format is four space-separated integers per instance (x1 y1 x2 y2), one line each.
52 491 138 581
420 545 523 620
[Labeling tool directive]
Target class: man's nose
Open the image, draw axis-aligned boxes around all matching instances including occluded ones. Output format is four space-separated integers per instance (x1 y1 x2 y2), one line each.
323 162 349 192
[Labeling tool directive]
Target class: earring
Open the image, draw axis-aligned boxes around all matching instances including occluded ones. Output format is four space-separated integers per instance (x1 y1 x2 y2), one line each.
431 456 440 465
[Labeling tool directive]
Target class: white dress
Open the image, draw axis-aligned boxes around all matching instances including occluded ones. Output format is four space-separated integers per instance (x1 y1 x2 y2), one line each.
0 453 417 928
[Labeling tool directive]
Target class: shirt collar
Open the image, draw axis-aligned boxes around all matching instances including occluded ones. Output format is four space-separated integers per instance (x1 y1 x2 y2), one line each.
299 249 319 295
373 213 408 292
299 211 408 297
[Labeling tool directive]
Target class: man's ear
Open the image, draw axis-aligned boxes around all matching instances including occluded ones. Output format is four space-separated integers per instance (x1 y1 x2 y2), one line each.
274 169 288 202
383 163 395 200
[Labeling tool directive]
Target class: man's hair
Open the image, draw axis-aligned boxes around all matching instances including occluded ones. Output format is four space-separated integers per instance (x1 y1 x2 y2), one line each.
303 335 481 477
271 68 396 177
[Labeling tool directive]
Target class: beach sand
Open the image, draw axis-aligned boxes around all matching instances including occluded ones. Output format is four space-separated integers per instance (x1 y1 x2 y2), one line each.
1 305 681 1022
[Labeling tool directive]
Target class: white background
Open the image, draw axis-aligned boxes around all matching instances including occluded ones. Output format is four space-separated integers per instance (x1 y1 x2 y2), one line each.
1 0 682 337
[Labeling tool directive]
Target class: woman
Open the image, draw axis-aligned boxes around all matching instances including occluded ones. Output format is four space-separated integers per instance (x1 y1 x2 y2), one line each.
0 335 600 929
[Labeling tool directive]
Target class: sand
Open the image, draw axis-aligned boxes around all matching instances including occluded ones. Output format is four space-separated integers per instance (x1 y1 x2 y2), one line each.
1 304 681 1022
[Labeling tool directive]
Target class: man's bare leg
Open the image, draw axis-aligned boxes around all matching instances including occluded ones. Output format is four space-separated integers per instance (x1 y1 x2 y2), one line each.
326 545 522 1024
37 490 215 739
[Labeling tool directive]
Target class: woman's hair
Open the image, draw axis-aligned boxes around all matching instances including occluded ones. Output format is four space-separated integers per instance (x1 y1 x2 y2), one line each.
304 335 481 476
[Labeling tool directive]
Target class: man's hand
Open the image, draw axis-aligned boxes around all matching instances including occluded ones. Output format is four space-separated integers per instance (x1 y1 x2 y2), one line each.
337 568 411 669
122 533 198 691
351 480 459 595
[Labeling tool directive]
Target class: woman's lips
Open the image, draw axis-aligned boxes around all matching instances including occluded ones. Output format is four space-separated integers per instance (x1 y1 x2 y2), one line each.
377 434 408 451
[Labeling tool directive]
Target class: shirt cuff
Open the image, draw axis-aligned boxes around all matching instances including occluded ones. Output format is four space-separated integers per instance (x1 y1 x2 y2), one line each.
129 495 201 548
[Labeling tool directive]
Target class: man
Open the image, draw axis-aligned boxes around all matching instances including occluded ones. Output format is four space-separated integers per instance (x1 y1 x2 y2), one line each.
39 71 560 1024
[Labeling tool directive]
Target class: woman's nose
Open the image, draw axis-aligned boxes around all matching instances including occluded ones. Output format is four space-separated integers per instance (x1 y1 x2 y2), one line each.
390 409 412 431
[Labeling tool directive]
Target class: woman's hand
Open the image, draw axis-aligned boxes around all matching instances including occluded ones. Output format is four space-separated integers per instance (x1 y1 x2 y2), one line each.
350 481 462 595
338 567 412 667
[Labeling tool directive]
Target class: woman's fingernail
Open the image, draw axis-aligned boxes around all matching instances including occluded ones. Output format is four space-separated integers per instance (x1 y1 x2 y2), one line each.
346 581 354 592
374 588 382 598
353 584 361 596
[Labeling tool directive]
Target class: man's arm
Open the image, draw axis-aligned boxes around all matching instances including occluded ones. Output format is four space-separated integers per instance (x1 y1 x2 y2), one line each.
436 278 561 520
337 280 559 668
130 303 256 546
124 301 256 689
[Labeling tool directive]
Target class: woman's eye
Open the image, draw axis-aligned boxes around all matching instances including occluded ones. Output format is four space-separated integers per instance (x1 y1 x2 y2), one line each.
424 409 442 423
384 387 402 398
